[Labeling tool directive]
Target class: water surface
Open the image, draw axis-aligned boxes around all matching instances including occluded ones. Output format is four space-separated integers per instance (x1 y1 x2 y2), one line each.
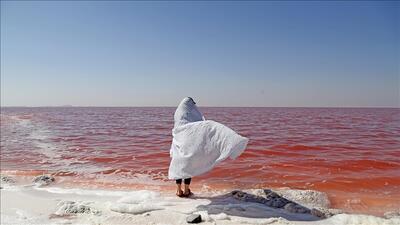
1 107 399 215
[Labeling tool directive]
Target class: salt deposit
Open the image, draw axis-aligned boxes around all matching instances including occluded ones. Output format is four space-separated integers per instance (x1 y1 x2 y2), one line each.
1 184 399 225
54 200 101 216
110 203 164 215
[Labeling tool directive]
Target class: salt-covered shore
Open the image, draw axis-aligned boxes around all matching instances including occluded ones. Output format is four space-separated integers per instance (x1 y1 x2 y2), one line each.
1 175 399 225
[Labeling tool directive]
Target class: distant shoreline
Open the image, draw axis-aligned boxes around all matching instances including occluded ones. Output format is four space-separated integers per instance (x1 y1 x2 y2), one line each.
1 106 399 109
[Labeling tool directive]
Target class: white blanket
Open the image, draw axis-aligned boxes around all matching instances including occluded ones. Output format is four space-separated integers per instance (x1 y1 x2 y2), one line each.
168 97 249 180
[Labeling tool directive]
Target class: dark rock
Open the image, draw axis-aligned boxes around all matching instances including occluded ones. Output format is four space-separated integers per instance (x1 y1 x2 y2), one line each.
310 208 327 218
271 197 290 208
264 189 291 208
33 175 55 186
186 214 202 223
311 207 342 218
1 175 15 183
231 189 322 218
264 189 277 197
231 190 239 195
231 190 270 205
284 203 310 214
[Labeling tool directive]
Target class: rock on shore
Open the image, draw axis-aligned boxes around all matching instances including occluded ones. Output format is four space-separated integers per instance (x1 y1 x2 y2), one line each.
230 189 341 219
32 175 55 186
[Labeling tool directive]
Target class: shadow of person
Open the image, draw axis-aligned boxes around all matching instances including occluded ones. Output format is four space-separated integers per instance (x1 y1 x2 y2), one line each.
194 189 325 221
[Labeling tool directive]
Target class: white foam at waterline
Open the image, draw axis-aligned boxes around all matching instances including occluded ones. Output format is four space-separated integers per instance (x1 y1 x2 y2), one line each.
0 184 26 191
110 203 163 215
117 190 159 204
35 186 159 198
81 172 169 187
130 173 169 185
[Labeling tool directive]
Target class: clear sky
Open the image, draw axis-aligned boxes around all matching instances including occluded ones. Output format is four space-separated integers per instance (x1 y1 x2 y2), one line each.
1 1 399 107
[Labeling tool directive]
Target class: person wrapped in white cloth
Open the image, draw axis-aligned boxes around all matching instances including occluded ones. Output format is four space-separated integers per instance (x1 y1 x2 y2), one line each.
169 97 249 197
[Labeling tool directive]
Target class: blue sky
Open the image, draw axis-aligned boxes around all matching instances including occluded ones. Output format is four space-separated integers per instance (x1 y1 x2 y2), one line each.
1 1 399 107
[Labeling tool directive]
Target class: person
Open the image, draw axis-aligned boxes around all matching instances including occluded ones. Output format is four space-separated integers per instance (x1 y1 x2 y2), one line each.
175 178 192 197
169 97 249 197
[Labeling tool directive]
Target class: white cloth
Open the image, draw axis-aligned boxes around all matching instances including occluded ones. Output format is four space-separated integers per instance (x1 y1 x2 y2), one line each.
168 97 249 180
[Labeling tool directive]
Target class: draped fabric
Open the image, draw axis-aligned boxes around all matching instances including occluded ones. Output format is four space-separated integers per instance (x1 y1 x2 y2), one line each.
168 97 249 180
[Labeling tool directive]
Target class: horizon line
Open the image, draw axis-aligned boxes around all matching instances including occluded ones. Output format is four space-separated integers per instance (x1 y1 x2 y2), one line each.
1 105 399 109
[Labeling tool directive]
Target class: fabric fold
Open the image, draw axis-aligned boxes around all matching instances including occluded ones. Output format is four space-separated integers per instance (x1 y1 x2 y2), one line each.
168 97 249 180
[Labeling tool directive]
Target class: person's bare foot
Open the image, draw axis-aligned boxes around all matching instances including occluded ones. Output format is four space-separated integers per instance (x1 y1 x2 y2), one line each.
176 183 184 197
176 189 184 197
183 188 193 197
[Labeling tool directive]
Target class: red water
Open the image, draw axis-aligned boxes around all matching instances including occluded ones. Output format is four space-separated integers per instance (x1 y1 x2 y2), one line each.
1 107 399 216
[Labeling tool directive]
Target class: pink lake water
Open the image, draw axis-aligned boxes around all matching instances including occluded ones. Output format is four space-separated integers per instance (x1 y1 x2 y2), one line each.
1 107 399 216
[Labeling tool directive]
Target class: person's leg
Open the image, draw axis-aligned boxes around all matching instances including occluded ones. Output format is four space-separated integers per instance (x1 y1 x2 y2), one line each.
176 179 183 196
183 178 192 195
